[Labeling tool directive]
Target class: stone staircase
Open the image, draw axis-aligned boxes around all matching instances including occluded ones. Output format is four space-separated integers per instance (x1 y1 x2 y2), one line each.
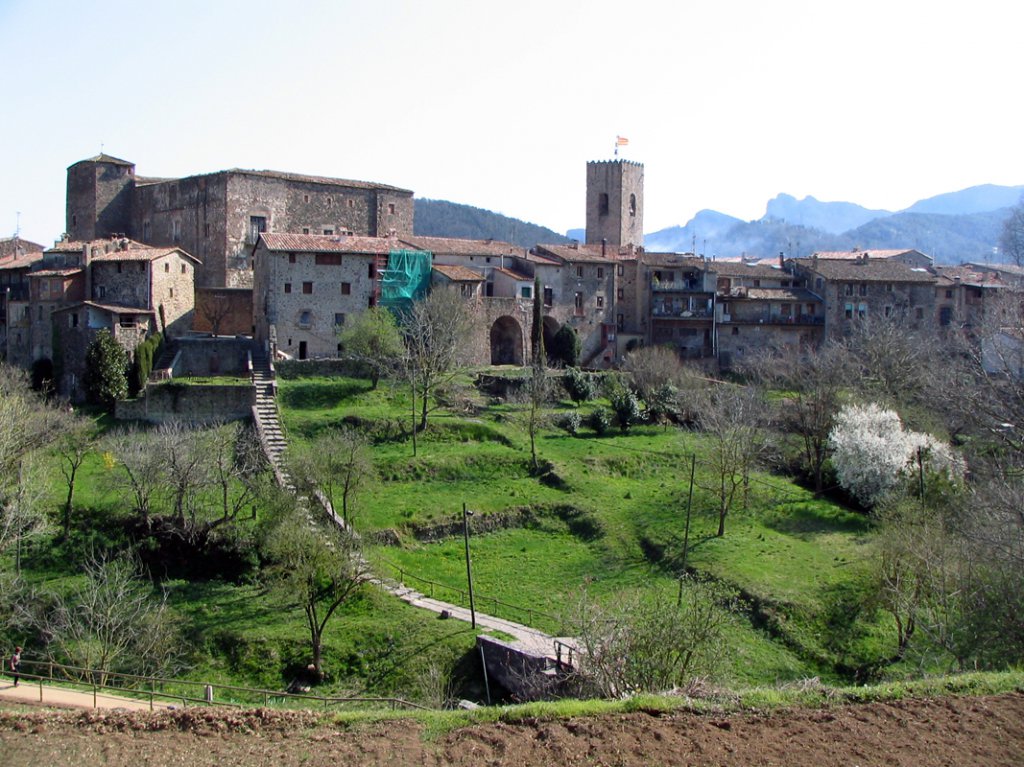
251 347 288 474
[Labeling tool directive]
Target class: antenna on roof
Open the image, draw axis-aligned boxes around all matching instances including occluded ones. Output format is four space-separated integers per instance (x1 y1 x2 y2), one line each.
14 211 20 238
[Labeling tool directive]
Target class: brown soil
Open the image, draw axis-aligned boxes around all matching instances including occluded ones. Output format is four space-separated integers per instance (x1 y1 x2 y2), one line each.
1 692 1022 767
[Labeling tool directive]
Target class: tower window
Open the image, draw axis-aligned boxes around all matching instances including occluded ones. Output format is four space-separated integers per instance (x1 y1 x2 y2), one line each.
598 193 609 216
629 194 636 217
249 216 267 244
388 203 396 215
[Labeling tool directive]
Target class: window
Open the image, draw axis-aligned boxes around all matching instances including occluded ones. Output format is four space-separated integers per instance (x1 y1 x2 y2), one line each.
886 283 894 292
945 289 953 299
388 203 396 215
326 197 332 206
576 266 583 278
181 263 187 274
97 285 106 299
302 281 313 294
288 253 296 264
323 228 334 236
336 282 349 296
598 193 609 216
616 313 624 331
204 223 210 238
940 306 953 326
302 228 310 235
597 267 604 279
368 263 376 279
348 199 355 209
753 279 761 288
732 326 740 335
596 295 604 308
844 283 854 297
117 262 123 274
69 313 78 328
780 303 791 316
284 283 292 294
334 313 345 326
298 311 312 327
315 253 342 266
521 286 532 299
72 214 77 228
543 287 553 307
143 221 151 240
857 303 867 319
169 287 174 298
164 262 170 273
859 283 867 297
629 193 636 217
844 303 854 319
172 220 181 243
368 295 376 308
304 194 310 203
574 292 584 315
884 305 892 317
915 307 924 320
617 264 624 276
617 288 624 300
815 277 823 290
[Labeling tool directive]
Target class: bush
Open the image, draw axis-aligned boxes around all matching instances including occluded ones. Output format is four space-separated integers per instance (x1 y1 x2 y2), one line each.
588 407 612 435
558 410 582 436
610 387 643 432
84 329 129 409
131 332 163 396
564 367 597 405
550 324 581 367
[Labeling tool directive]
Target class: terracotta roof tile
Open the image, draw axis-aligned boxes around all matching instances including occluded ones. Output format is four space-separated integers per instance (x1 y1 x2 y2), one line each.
401 236 524 257
30 268 83 278
534 244 615 264
258 233 415 255
432 264 485 282
0 250 44 271
812 248 927 261
739 287 821 302
708 260 787 279
792 257 937 283
53 301 155 315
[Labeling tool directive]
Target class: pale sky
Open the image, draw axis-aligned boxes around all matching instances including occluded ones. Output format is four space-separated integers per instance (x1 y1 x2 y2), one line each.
1 0 1021 247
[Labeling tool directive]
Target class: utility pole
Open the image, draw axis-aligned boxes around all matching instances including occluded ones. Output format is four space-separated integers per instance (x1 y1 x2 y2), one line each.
463 502 476 629
678 454 696 607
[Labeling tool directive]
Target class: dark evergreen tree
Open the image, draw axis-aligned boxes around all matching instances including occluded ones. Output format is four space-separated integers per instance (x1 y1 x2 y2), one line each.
531 274 544 365
84 329 129 409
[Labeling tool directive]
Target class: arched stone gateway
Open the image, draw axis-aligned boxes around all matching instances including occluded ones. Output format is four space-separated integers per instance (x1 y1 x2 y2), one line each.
490 316 524 366
542 316 561 363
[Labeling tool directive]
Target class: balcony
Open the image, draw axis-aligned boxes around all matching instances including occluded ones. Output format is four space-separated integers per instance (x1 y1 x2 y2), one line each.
651 306 714 320
721 313 824 326
650 279 706 292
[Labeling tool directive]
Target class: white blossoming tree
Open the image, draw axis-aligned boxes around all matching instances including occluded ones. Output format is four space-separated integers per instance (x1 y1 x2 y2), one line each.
828 403 963 507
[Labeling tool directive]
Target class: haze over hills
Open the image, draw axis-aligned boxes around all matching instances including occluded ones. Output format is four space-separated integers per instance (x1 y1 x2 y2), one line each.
416 185 1024 264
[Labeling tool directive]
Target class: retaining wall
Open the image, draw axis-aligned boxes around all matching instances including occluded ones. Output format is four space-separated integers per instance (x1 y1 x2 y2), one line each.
116 382 255 423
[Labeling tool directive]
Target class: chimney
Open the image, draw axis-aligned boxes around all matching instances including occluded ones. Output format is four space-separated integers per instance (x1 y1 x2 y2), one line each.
778 251 784 269
601 238 607 258
83 244 92 301
812 255 818 270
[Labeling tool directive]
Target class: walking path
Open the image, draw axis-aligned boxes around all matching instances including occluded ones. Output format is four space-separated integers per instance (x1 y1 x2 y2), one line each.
0 681 175 711
249 349 568 664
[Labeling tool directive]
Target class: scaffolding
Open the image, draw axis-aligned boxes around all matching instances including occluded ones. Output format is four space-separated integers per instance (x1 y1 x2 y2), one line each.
379 249 432 313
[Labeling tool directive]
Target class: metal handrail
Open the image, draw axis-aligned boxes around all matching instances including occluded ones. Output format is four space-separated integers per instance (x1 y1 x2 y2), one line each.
12 659 428 711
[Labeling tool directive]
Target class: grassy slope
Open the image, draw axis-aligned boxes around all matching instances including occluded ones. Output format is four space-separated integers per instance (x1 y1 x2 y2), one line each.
279 376 892 684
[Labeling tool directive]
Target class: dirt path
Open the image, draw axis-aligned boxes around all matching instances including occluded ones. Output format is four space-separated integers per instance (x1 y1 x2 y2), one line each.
1 692 1022 766
0 680 175 712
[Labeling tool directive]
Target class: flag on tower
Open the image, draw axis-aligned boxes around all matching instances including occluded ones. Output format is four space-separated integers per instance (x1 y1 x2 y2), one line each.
614 135 629 155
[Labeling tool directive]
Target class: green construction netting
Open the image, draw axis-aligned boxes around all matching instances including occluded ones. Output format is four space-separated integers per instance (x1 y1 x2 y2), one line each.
380 249 432 311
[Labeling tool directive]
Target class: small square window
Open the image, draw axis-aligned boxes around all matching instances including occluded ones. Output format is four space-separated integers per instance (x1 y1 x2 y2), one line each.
302 228 310 235
289 253 296 264
323 228 334 235
334 313 345 326
341 282 351 295
284 283 292 294
299 311 312 327
521 286 532 299
303 281 313 294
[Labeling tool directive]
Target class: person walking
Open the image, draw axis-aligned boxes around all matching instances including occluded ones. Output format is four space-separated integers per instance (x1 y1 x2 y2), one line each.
8 646 21 687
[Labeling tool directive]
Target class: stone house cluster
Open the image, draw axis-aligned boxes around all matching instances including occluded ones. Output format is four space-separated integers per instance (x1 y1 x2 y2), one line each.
5 152 1022 402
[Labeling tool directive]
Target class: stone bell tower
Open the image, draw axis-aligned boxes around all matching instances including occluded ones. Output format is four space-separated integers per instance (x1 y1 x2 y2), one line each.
585 159 644 249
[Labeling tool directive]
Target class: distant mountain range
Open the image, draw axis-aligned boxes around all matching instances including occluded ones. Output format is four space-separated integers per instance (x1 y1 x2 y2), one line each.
416 185 1024 264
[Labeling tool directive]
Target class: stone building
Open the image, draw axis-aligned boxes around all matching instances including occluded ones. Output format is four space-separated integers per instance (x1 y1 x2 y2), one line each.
253 233 405 360
585 160 644 248
0 243 45 354
788 255 937 336
65 154 414 290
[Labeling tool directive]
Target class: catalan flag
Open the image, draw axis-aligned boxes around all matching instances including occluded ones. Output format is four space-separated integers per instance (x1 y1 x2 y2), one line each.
616 136 629 146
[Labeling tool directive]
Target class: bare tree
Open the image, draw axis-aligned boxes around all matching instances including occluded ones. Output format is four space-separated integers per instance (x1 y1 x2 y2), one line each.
289 427 374 525
696 385 771 537
26 555 181 684
207 422 268 526
158 421 213 527
197 290 235 336
514 356 552 474
55 413 95 539
263 502 370 679
999 198 1024 266
104 426 165 523
402 287 476 433
564 579 735 698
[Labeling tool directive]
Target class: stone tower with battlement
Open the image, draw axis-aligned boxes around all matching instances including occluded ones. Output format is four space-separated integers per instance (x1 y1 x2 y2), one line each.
585 160 644 249
66 155 136 241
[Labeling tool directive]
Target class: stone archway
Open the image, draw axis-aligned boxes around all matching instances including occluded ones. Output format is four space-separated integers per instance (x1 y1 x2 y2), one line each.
541 316 561 364
490 316 524 366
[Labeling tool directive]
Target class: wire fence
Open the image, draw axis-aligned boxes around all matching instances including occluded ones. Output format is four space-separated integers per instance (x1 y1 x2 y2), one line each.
10 660 427 711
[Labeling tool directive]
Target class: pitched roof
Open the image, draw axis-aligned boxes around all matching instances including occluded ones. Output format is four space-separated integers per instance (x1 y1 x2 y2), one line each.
400 236 524 257
68 153 134 168
935 265 1013 289
53 301 155 316
0 237 44 259
708 260 788 279
29 267 83 278
640 251 703 268
432 264 485 282
534 243 615 264
811 248 927 261
135 167 413 194
791 257 937 283
258 233 412 255
89 244 201 264
0 250 44 271
492 267 528 280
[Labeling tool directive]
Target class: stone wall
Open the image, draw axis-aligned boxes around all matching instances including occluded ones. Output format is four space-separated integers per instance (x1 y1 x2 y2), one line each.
585 160 644 248
193 287 254 335
116 382 255 424
171 336 252 377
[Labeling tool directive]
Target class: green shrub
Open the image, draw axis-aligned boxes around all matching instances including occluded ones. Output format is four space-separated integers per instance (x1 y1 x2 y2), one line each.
610 387 643 432
558 410 582 436
588 407 612 435
564 367 597 405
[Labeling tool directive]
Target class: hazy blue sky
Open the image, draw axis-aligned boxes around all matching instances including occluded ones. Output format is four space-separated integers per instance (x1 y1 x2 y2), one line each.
1 0 1021 247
